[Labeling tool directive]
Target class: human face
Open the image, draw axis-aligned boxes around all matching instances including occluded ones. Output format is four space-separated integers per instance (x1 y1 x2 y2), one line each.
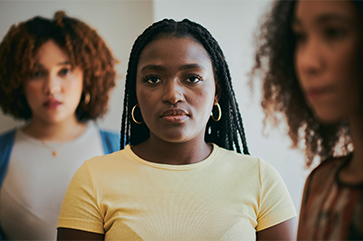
136 36 218 144
293 0 361 124
23 40 83 125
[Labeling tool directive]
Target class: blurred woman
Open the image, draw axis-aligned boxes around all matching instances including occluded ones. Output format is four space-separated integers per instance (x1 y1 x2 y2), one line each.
57 18 296 240
0 11 119 240
253 0 363 239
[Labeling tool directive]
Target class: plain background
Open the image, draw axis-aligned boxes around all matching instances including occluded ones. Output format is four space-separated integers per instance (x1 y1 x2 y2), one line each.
0 0 308 223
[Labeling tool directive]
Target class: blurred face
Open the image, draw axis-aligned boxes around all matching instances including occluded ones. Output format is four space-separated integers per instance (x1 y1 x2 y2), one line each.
293 0 361 124
136 36 218 144
23 40 83 125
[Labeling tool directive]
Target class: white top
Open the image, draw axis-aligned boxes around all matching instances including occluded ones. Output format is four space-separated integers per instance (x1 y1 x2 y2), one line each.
0 122 105 240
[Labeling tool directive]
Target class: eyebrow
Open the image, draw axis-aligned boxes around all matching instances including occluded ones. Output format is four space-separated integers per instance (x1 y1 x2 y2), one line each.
35 61 72 67
293 13 353 27
140 63 206 72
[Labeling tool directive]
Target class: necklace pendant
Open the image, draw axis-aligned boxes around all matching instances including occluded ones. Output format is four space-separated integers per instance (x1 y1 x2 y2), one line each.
52 151 57 157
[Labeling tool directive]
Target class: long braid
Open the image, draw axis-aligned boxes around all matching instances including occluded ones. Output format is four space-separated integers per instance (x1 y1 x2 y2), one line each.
120 19 249 155
186 20 249 154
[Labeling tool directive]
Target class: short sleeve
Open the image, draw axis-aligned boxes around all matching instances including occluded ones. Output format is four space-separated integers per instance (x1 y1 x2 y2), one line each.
57 161 104 234
256 159 297 231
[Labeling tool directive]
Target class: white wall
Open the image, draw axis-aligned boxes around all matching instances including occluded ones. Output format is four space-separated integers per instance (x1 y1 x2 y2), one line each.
153 0 308 217
0 0 153 132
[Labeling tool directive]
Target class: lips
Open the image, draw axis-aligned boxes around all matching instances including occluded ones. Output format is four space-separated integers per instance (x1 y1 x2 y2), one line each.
305 87 332 101
43 99 62 109
160 108 189 117
160 108 189 123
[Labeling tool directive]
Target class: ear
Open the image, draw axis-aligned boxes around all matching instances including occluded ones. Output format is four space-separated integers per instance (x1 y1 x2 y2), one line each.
214 80 221 103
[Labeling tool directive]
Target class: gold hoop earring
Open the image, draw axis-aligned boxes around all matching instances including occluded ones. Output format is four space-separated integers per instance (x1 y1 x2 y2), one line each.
84 92 91 105
210 102 222 121
131 104 144 124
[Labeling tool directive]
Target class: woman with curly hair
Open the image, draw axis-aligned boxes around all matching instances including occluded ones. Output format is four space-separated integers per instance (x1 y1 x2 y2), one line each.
57 18 296 240
0 11 119 240
253 0 363 239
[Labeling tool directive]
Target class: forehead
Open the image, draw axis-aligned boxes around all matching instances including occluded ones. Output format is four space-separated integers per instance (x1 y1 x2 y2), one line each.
137 36 212 72
295 0 358 23
34 40 69 64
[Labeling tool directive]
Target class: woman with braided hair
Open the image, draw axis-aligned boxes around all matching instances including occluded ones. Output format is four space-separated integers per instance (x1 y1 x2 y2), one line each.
57 19 296 240
0 11 119 240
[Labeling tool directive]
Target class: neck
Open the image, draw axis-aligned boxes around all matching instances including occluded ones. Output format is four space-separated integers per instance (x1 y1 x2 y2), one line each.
23 116 88 142
348 114 363 169
132 135 212 165
338 113 363 184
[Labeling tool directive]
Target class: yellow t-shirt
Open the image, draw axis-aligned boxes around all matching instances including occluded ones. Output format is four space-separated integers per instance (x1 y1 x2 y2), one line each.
58 144 296 240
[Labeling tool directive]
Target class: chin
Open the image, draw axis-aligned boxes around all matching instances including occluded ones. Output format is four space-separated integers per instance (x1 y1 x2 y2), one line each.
313 111 344 125
156 131 195 144
161 135 189 144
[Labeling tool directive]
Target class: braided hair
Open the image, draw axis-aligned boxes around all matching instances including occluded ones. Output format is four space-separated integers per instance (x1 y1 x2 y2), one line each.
121 19 249 155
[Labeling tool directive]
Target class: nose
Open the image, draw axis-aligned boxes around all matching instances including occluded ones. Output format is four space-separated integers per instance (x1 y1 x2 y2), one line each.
43 73 61 96
162 79 185 105
295 36 324 78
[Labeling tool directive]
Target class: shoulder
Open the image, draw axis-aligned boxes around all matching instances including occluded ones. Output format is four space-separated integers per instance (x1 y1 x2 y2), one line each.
75 146 136 186
0 128 17 151
214 144 260 164
213 144 280 182
99 129 119 138
98 128 120 142
0 129 17 177
97 127 120 154
303 156 347 196
0 128 17 141
214 144 274 170
84 146 130 170
307 156 347 183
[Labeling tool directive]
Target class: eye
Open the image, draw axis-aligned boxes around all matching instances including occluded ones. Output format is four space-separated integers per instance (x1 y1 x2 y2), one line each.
31 70 44 79
292 29 307 45
186 75 202 83
59 68 72 76
142 74 161 84
295 33 307 43
324 27 346 40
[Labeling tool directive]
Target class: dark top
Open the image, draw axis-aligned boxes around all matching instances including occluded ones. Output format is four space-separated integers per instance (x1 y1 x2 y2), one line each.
297 154 363 240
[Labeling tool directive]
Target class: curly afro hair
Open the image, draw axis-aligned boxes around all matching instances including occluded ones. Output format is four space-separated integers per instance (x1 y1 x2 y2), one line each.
252 0 363 167
0 10 116 122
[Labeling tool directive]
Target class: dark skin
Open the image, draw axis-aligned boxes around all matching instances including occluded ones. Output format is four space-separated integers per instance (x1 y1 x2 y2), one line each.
57 36 296 240
132 37 218 165
57 228 104 240
57 219 297 240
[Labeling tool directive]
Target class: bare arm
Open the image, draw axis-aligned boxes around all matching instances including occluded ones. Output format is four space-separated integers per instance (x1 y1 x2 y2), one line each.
57 228 104 241
256 217 297 241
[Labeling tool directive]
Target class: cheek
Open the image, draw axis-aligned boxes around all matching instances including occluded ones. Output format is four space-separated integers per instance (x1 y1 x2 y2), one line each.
23 82 42 103
333 49 357 77
136 85 148 106
332 48 360 97
65 77 83 100
135 85 154 119
191 86 215 115
68 68 84 94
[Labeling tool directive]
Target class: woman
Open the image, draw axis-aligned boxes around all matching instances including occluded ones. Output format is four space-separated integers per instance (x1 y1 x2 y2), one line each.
0 11 119 240
253 0 363 239
57 19 296 240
